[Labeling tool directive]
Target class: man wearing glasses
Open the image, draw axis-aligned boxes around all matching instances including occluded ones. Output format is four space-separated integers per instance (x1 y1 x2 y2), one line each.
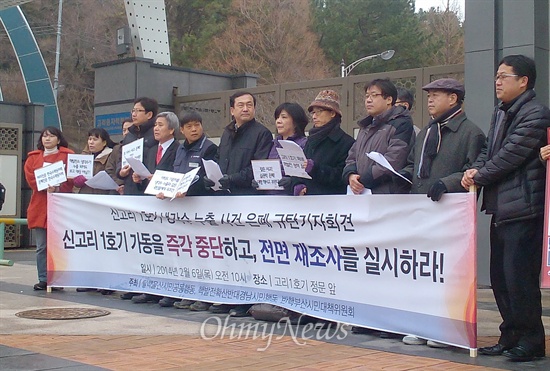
343 78 414 195
117 97 159 195
462 55 550 362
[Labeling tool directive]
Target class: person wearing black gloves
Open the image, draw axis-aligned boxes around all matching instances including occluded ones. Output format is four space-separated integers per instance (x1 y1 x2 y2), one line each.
343 79 414 195
402 78 485 203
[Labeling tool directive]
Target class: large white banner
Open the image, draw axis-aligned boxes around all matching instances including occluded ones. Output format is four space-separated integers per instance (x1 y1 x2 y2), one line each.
47 193 477 349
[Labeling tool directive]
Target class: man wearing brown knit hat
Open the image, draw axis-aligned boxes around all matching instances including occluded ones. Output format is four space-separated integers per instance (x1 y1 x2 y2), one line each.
282 89 354 195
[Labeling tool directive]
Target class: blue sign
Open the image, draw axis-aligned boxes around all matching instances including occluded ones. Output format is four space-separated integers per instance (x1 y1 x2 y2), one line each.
95 112 131 135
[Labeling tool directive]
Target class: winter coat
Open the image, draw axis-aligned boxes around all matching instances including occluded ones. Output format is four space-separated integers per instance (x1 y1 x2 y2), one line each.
173 135 218 196
343 105 414 194
137 139 179 192
472 89 550 224
105 143 124 186
404 111 486 194
292 117 355 195
118 118 158 195
76 146 114 195
217 118 273 195
24 147 75 229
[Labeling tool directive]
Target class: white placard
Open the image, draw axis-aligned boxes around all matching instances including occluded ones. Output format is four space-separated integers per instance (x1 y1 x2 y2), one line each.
252 159 283 190
126 156 152 179
144 167 201 199
84 171 120 191
67 154 94 178
367 151 412 184
202 159 223 191
34 161 67 191
275 140 311 179
122 138 144 168
346 185 372 195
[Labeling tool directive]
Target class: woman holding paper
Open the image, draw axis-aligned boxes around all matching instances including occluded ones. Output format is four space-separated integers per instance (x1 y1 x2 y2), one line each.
73 128 116 195
24 126 74 291
253 102 309 194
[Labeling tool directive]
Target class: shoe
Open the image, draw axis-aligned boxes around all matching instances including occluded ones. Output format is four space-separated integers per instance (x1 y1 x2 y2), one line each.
173 299 195 309
380 331 401 339
403 335 427 345
503 345 545 362
479 343 511 356
209 304 233 314
76 288 98 292
229 304 252 317
131 294 161 304
99 290 114 295
427 340 449 348
33 281 47 290
189 301 211 311
351 326 377 335
158 297 178 307
120 292 139 300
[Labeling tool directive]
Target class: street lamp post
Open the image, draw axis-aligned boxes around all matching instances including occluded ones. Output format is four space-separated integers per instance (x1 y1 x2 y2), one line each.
340 49 395 77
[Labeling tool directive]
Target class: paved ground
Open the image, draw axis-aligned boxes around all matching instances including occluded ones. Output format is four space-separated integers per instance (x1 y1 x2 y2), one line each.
1 249 550 370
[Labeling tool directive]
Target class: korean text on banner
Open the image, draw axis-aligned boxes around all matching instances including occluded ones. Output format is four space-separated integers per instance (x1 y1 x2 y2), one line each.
47 192 477 349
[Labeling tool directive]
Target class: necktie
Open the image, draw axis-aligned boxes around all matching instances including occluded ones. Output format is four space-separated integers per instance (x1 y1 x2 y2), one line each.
156 145 162 165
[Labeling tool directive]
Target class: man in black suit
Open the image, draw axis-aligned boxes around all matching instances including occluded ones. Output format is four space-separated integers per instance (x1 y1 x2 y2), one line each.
128 111 179 304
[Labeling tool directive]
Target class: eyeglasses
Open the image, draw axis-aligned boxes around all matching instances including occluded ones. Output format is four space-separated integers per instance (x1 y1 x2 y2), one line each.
310 109 326 116
365 93 383 100
131 108 146 113
494 73 519 81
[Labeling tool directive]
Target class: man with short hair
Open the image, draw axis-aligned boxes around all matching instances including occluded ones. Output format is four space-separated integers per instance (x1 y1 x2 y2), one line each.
206 91 272 195
462 55 550 362
117 97 159 195
204 91 272 316
343 78 414 195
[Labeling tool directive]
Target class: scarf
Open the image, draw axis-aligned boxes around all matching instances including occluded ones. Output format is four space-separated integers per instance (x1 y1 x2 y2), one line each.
418 105 462 178
43 147 59 157
307 117 340 148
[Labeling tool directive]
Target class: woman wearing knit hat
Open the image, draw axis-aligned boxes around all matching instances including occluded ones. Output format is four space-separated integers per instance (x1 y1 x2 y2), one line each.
280 90 354 195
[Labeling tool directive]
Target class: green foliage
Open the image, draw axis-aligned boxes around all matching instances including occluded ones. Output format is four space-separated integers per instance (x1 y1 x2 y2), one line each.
167 0 231 68
311 0 431 74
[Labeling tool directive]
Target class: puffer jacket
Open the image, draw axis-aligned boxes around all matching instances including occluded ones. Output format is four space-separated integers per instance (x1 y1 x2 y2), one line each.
472 89 550 224
343 105 414 194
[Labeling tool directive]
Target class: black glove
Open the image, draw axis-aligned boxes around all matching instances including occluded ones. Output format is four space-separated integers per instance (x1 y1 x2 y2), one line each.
218 174 232 190
278 176 292 192
203 176 215 190
251 179 260 189
427 180 447 201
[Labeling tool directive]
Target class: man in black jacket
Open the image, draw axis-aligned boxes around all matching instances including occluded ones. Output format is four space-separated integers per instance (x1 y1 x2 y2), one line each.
462 55 550 362
118 97 159 195
204 91 272 316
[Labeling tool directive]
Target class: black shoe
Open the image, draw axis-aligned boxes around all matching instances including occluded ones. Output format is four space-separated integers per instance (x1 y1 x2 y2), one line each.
479 343 511 356
379 331 401 339
100 289 114 295
158 297 178 307
33 281 47 290
209 304 233 314
351 326 378 335
132 294 161 304
503 345 545 362
120 292 138 300
229 304 253 317
76 288 98 292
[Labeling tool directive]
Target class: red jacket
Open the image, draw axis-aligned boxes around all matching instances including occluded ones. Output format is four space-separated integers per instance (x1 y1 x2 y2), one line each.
24 147 74 229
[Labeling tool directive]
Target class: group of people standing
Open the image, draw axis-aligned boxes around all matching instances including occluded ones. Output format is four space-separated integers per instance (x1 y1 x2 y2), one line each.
24 54 549 361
